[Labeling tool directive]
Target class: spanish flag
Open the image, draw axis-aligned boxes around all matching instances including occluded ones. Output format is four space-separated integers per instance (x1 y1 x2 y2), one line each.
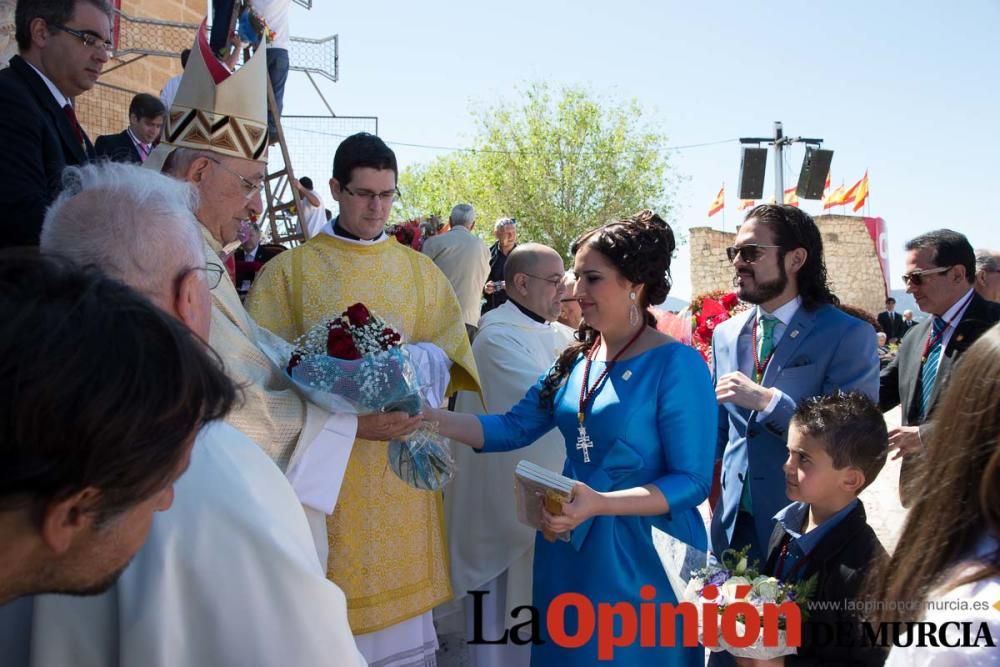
708 186 725 217
841 173 864 207
824 172 831 195
738 199 756 211
851 171 870 212
823 185 846 209
784 186 799 208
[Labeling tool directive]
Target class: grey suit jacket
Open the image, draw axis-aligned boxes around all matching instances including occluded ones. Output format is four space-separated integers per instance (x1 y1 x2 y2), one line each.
421 227 490 327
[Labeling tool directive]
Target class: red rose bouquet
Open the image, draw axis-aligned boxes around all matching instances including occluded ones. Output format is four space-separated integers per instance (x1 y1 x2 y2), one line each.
689 290 750 367
284 303 455 491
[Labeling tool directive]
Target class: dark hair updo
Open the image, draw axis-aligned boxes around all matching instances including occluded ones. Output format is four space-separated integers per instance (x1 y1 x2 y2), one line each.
538 210 676 409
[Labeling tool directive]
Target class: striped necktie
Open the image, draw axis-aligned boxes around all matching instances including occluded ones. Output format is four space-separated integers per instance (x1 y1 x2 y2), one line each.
919 317 947 421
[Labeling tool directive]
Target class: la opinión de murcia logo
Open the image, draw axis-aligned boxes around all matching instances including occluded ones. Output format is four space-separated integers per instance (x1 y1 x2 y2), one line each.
466 588 998 661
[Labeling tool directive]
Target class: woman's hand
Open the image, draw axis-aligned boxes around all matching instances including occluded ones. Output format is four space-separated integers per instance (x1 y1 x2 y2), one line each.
541 482 605 533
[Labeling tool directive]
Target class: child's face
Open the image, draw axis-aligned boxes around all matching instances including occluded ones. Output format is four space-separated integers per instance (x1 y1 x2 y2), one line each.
783 426 860 506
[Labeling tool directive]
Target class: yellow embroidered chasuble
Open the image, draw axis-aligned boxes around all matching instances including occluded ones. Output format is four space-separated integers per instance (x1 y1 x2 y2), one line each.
200 226 304 469
245 233 480 634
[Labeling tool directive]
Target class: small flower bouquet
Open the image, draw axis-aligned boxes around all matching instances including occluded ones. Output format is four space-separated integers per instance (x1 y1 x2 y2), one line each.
284 303 456 491
652 529 815 661
684 546 816 660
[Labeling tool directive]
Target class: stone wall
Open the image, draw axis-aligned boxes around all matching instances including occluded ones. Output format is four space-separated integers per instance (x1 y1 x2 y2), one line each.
689 214 887 317
77 0 206 138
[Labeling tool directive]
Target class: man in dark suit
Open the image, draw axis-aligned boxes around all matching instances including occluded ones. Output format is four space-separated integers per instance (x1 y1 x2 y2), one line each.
899 308 918 338
880 229 1000 505
234 222 284 296
877 296 905 343
0 0 111 248
95 93 165 164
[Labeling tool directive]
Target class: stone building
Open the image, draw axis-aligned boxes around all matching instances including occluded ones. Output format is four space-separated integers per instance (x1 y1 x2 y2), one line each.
689 214 888 317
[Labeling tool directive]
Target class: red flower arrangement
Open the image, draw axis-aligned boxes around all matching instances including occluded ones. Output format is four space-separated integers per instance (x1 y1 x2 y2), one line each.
288 303 402 372
689 290 749 367
386 219 425 251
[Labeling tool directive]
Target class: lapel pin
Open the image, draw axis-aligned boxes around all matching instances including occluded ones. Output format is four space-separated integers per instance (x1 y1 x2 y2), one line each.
622 370 633 381
790 330 799 339
956 335 965 343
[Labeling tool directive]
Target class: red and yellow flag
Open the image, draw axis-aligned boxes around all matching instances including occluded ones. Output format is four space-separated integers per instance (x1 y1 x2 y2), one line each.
738 199 756 211
784 186 799 208
823 185 846 209
824 171 831 195
851 171 870 212
708 186 725 217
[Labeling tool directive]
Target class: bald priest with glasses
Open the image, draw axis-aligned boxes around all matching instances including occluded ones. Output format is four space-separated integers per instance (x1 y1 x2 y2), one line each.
878 229 999 506
0 0 114 248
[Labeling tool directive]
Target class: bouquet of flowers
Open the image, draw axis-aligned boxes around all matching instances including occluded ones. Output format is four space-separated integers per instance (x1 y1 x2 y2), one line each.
652 530 815 660
284 303 456 491
686 546 815 659
689 290 750 367
237 6 276 46
386 219 425 251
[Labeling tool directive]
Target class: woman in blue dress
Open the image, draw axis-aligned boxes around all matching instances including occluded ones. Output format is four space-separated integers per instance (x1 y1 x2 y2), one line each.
429 211 716 666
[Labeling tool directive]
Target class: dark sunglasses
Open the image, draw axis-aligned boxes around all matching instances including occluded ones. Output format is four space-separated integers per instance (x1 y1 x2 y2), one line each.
901 266 951 287
725 244 781 264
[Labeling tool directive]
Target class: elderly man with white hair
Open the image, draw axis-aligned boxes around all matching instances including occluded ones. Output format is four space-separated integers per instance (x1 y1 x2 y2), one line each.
974 248 1000 302
482 216 519 314
0 162 365 667
421 203 491 340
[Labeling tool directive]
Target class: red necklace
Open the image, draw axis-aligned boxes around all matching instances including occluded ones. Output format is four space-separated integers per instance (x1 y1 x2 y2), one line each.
575 326 645 463
750 317 777 383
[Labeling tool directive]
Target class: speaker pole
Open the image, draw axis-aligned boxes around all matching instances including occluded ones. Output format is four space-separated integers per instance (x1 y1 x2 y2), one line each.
773 121 784 203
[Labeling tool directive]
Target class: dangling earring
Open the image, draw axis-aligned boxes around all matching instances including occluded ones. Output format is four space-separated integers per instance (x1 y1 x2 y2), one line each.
629 291 640 327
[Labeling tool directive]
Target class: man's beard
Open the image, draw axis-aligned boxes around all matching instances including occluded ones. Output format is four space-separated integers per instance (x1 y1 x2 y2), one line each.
735 263 788 305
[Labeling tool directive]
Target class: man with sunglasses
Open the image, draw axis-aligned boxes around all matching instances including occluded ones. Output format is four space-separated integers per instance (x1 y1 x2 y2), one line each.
708 205 879 584
0 0 112 249
879 229 999 506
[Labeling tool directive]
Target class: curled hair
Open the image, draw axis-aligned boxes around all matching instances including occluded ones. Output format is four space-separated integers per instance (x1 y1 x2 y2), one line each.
0 253 237 520
538 210 675 409
745 204 837 311
867 323 1000 624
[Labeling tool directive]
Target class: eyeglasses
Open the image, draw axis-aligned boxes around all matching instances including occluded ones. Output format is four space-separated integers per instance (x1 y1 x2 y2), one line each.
196 264 226 289
522 273 565 289
725 244 781 264
51 24 114 55
342 185 400 205
901 266 952 286
206 157 265 200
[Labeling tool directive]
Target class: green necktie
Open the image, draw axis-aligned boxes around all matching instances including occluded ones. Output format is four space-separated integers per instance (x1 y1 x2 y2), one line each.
754 314 779 383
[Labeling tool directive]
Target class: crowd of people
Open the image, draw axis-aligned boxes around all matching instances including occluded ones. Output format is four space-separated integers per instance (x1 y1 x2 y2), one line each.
1 1 999 666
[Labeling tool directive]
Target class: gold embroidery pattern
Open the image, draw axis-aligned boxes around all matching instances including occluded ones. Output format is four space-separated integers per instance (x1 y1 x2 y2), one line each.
246 235 480 633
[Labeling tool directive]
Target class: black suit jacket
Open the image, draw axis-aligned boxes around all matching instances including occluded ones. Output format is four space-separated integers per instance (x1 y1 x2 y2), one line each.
876 310 903 340
763 501 888 666
234 244 285 287
95 130 141 164
880 292 1000 501
0 55 95 248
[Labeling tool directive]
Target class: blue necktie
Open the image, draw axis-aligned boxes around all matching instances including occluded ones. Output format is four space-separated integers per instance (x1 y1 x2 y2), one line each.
919 317 946 421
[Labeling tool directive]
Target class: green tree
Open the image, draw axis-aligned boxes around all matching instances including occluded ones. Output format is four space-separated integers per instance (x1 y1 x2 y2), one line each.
395 82 676 259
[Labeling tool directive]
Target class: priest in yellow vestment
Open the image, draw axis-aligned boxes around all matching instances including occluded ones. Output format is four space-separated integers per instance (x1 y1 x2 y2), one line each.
246 132 479 666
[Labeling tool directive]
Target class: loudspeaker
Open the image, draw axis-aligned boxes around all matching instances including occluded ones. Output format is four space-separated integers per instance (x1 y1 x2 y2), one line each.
796 148 834 199
738 148 768 200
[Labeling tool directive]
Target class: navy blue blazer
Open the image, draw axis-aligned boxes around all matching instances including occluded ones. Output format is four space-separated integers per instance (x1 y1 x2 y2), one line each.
95 130 142 164
0 55 95 248
709 303 879 558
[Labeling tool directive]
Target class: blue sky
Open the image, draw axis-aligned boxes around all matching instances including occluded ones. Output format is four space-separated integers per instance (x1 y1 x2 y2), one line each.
281 0 998 301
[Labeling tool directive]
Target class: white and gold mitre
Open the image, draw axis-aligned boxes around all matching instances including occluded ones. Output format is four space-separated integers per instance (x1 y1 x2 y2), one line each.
146 20 268 171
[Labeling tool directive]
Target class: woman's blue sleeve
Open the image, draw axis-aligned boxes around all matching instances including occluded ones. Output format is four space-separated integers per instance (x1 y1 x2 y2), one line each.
477 374 560 453
650 346 717 512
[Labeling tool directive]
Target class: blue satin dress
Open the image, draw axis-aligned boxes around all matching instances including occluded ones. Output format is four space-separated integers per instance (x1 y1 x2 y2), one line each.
478 342 716 666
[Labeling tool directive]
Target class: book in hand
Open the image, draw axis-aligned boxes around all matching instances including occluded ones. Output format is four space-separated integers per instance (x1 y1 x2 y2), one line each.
514 460 577 543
